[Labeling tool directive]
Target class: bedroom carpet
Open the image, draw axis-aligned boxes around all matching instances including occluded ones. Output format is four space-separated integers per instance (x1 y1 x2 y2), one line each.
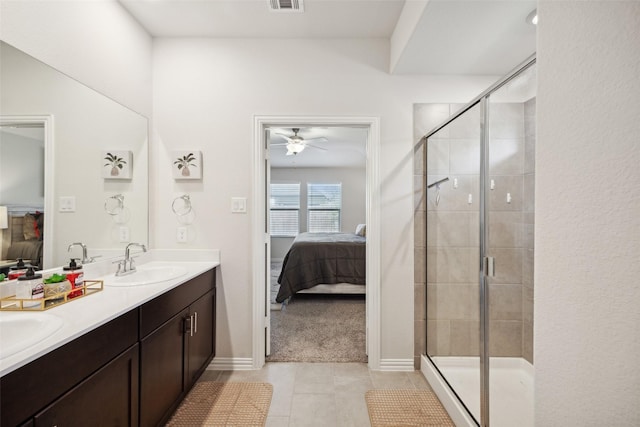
365 389 455 426
166 382 273 426
267 294 367 363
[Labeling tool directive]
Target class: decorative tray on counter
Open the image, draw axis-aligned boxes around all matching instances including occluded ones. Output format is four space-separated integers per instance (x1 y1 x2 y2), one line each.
0 280 104 311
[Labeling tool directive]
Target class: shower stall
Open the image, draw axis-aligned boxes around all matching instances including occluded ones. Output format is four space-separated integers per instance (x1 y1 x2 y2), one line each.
420 56 536 427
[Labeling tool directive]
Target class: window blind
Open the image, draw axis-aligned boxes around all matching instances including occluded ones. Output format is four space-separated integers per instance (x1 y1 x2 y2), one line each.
270 183 300 236
307 183 341 232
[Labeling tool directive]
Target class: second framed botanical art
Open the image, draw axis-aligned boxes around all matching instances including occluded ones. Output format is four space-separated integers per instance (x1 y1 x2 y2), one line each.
172 151 202 180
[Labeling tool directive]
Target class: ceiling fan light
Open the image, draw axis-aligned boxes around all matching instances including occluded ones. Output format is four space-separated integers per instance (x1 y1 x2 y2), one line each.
288 142 305 155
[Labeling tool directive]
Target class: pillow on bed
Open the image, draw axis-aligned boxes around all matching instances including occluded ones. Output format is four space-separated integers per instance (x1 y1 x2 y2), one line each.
23 213 43 240
355 224 366 237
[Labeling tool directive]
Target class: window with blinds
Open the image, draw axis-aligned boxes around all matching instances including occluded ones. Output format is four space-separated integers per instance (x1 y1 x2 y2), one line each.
307 183 341 233
270 183 300 236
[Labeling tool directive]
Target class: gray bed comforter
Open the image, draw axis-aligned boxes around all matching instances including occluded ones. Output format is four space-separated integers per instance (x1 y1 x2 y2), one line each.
276 232 366 302
6 240 44 269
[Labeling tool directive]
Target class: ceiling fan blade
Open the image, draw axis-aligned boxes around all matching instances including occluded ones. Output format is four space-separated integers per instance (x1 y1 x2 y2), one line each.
275 132 294 142
306 143 328 151
304 137 328 143
270 143 288 146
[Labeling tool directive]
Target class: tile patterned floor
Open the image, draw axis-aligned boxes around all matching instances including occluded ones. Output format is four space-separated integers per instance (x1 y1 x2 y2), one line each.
199 362 434 427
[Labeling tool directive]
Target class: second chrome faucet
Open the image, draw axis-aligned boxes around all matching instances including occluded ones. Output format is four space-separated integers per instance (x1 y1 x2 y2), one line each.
115 243 147 276
68 242 95 264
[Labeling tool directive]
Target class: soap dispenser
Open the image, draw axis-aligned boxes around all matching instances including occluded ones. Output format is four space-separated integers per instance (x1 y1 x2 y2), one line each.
64 258 84 299
8 258 29 280
16 267 45 308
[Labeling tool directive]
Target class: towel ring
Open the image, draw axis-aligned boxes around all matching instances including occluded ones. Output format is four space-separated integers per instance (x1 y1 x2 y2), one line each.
172 194 192 216
105 194 124 215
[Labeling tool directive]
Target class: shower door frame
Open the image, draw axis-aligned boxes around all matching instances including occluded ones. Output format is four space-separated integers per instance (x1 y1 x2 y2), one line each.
422 54 536 427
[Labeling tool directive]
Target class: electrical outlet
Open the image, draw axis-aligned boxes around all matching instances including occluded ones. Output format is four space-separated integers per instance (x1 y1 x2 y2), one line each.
118 226 130 242
59 196 76 212
177 226 188 243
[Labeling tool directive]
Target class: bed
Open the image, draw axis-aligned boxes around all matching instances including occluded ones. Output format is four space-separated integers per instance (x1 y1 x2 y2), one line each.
275 232 366 303
2 210 44 269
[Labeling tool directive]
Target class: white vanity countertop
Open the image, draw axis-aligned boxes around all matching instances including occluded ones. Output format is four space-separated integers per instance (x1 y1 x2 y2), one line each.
0 252 220 377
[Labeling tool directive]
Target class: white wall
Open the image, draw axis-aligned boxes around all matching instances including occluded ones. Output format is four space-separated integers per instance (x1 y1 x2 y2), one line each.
0 0 152 117
152 37 496 363
536 2 640 425
270 167 366 260
0 130 44 206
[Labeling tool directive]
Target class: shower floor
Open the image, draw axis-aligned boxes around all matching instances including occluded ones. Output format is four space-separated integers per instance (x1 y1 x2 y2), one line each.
425 356 533 427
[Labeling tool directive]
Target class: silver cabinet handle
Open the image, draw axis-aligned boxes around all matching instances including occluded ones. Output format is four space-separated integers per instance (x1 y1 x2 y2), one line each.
194 311 198 335
189 314 194 337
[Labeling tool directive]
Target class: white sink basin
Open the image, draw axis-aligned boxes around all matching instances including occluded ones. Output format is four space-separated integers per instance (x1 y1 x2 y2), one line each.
0 312 64 360
106 265 187 287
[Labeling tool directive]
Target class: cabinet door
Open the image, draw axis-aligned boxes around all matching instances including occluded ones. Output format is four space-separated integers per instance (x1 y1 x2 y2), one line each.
34 344 139 427
186 289 215 387
140 308 188 427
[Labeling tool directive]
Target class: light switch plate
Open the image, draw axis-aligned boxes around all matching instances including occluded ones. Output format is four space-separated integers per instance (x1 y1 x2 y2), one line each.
59 196 76 212
231 197 247 213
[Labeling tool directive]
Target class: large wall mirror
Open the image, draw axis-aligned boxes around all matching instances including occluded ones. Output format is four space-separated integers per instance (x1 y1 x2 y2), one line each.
0 41 148 269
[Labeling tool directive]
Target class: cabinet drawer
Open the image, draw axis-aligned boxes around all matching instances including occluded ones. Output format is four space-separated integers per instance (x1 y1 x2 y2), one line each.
139 269 214 338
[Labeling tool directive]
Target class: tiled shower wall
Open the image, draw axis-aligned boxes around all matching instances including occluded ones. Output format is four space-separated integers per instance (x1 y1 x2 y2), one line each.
413 100 535 368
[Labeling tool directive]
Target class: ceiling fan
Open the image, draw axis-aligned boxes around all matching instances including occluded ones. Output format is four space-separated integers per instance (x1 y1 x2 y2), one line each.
272 128 328 156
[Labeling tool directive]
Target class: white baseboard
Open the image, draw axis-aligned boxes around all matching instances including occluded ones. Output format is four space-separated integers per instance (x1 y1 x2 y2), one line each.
378 358 414 371
207 357 254 370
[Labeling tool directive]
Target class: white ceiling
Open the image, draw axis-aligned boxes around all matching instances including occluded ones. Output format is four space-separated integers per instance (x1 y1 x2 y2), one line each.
268 126 367 168
0 126 44 142
392 0 537 75
119 0 405 38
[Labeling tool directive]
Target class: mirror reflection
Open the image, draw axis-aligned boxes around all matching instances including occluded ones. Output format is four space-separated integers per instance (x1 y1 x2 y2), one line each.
0 41 148 269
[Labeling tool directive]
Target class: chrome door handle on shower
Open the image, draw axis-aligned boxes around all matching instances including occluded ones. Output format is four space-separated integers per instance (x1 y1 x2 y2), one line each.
483 257 495 277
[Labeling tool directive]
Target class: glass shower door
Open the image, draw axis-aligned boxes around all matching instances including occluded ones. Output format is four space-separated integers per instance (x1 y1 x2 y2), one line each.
426 101 482 423
486 63 536 427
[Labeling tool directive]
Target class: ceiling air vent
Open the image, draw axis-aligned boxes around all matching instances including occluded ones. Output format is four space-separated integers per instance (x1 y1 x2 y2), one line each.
269 0 304 12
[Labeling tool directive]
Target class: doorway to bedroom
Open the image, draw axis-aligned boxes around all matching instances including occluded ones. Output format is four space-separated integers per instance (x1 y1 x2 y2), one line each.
268 126 367 363
252 116 381 369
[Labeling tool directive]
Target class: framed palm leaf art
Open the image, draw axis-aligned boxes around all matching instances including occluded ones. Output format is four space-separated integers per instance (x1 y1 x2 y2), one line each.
102 151 132 179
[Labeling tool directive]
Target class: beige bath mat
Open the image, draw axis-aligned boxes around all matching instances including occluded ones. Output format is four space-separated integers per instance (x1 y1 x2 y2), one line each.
166 381 273 426
365 389 455 426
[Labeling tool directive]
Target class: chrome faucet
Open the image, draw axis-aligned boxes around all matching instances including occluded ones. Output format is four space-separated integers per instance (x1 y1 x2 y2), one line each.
67 242 95 264
115 243 147 276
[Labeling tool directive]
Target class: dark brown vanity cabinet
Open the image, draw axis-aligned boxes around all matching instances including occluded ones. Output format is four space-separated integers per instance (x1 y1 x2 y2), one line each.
139 269 216 426
0 267 216 427
33 343 139 427
0 309 139 427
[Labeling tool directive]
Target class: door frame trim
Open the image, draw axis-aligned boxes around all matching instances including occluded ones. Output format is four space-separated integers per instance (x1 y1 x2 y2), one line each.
252 115 381 369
